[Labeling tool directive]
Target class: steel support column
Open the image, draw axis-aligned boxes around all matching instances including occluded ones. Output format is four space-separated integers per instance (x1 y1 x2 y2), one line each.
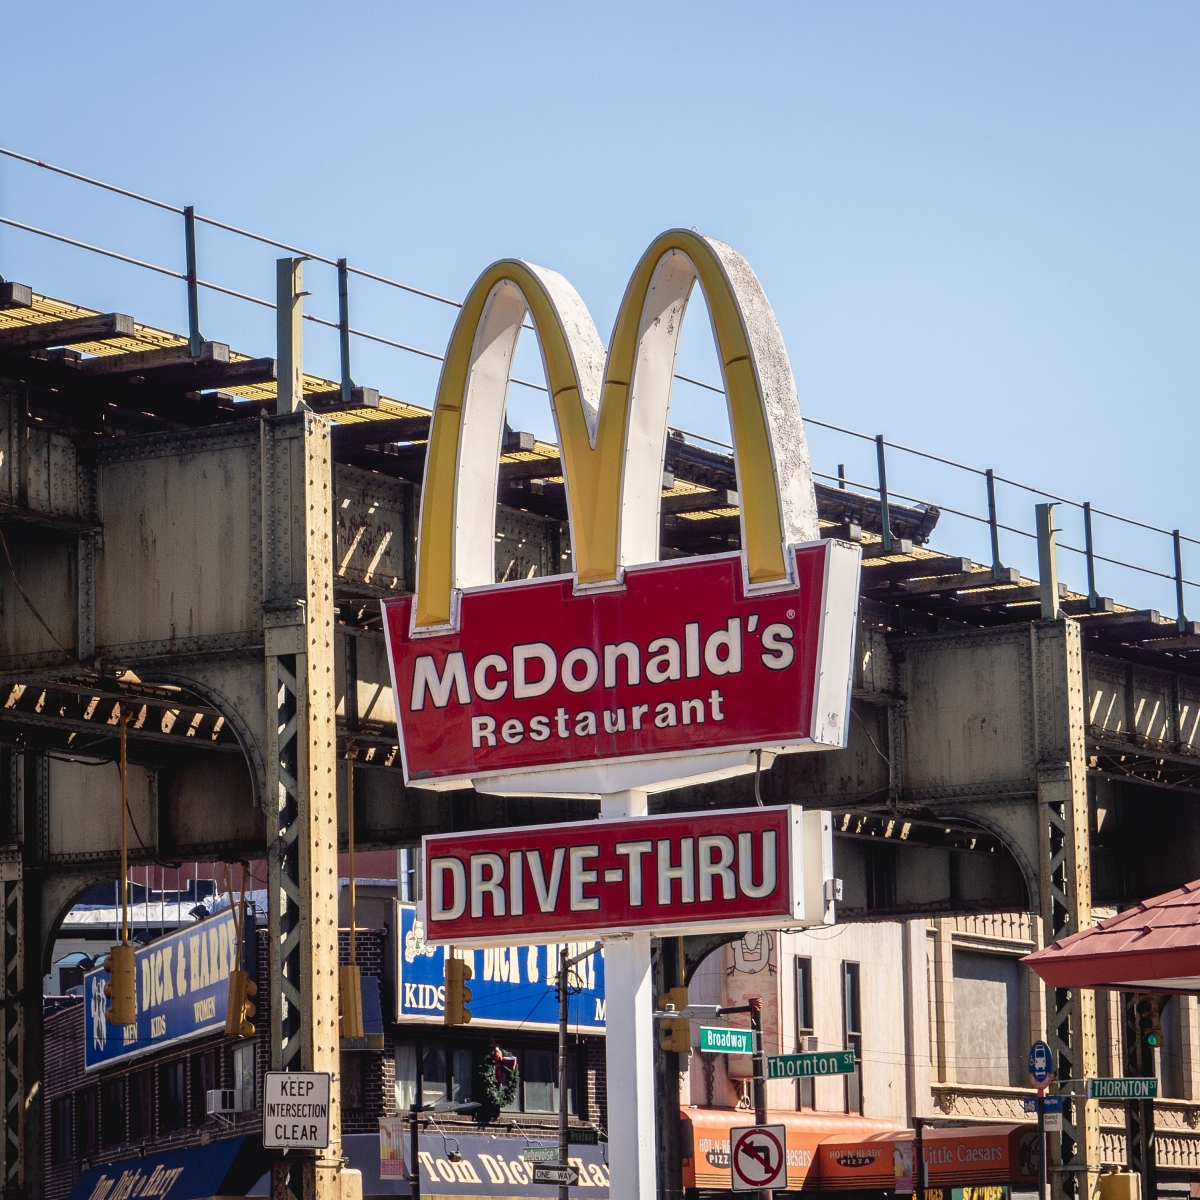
262 413 342 1200
1122 992 1155 1200
1032 619 1098 1200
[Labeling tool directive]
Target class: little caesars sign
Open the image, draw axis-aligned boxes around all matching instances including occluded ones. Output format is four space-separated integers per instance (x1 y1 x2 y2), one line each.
381 229 860 1200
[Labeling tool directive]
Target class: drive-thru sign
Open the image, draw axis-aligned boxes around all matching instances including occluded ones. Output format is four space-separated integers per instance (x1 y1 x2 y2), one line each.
420 804 833 945
382 230 860 1200
730 1124 788 1191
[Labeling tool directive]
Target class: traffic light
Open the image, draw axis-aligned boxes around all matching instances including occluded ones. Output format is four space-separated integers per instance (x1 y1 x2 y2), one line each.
445 955 473 1026
225 969 257 1038
103 943 136 1026
340 963 364 1039
659 986 690 1054
1136 994 1163 1049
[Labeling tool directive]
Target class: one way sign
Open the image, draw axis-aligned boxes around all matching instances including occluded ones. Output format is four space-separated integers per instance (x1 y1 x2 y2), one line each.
730 1123 787 1191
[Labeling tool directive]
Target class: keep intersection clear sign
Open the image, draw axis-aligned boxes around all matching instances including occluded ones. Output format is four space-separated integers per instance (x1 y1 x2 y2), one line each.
396 903 604 1031
84 909 241 1070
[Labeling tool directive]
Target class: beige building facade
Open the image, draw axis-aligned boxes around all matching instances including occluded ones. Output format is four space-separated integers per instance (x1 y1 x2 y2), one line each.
684 912 1200 1185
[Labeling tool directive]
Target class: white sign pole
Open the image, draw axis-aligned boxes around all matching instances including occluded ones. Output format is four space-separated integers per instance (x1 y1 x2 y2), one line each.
600 789 656 1200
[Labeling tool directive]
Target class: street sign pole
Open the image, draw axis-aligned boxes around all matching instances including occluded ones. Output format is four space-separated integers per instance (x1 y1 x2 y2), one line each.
749 996 771 1200
560 942 603 1200
1037 1088 1047 1200
601 790 656 1200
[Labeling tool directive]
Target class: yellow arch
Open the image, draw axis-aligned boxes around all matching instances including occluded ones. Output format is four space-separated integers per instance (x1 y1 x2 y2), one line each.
413 230 816 629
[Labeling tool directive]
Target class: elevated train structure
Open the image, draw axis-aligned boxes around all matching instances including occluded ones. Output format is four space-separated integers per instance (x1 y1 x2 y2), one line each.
0 277 1197 1198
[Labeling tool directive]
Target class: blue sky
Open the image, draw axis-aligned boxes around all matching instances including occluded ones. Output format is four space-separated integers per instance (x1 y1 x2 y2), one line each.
3 3 1199 609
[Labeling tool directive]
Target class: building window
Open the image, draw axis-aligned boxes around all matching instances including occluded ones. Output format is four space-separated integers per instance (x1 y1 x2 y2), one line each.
524 1048 556 1112
452 1048 474 1103
1159 996 1185 1099
422 1044 448 1106
77 1087 99 1157
341 1054 364 1111
50 1095 72 1165
843 962 863 1114
233 1042 256 1111
795 957 815 1109
395 1043 417 1111
192 1050 218 1126
951 949 1026 1086
129 1070 153 1141
159 1061 187 1133
100 1077 125 1148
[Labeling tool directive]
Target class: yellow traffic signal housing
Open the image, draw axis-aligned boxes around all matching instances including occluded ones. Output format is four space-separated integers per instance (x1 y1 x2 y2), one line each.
103 943 137 1027
225 970 258 1039
445 955 473 1026
340 963 365 1040
659 986 690 1054
1136 994 1163 1048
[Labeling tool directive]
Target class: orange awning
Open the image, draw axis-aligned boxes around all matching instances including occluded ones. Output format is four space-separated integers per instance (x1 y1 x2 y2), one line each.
682 1108 900 1192
818 1124 1039 1191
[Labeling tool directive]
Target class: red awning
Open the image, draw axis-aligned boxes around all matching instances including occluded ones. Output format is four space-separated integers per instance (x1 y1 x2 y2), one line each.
1025 879 1200 990
681 1108 900 1192
816 1125 1039 1191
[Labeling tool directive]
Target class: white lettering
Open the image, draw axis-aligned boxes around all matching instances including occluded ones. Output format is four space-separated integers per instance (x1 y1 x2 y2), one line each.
761 623 795 670
615 840 653 907
526 848 567 912
658 838 695 904
645 637 681 683
698 834 737 901
603 641 640 687
561 647 599 693
411 652 470 710
569 845 600 911
471 715 496 747
473 653 509 700
738 830 778 899
513 643 557 699
430 857 467 921
470 853 506 918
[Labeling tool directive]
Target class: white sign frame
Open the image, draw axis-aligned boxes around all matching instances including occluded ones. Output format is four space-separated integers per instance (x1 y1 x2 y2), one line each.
263 1071 332 1150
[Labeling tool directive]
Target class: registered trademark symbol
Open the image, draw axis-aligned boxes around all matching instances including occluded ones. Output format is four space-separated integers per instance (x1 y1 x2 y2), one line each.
786 609 795 619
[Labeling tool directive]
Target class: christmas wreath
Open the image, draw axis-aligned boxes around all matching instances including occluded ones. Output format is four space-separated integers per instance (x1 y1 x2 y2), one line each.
481 1046 520 1109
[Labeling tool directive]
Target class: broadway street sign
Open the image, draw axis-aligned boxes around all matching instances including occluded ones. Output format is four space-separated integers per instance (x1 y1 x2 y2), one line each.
421 804 828 945
767 1050 856 1079
700 1026 754 1055
1087 1077 1158 1099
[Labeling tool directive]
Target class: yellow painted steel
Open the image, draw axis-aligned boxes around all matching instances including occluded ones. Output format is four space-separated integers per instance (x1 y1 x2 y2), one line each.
415 231 791 628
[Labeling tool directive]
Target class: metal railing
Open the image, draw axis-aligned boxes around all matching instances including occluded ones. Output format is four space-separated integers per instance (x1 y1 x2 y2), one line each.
0 145 1194 621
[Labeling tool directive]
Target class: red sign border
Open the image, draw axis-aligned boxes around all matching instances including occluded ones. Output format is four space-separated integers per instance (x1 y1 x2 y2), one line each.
418 803 806 946
382 540 860 795
731 1125 787 1190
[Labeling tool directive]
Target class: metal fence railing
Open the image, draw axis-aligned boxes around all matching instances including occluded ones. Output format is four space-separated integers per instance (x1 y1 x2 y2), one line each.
1 145 1194 621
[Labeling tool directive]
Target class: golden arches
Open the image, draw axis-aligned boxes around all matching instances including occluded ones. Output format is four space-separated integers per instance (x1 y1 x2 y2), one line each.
413 230 817 630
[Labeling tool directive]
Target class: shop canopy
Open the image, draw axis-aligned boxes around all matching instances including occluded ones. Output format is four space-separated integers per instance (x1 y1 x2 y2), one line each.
67 1135 267 1200
1025 879 1200 991
817 1124 1039 1192
682 1109 901 1192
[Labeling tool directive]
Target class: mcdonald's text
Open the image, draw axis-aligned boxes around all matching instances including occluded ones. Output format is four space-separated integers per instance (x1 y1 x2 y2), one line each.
420 804 806 945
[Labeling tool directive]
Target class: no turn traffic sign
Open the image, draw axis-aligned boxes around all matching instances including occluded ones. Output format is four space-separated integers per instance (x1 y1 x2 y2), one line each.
730 1123 787 1191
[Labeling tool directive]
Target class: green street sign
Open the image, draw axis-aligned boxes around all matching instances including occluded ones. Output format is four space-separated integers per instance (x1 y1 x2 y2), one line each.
767 1050 857 1079
1087 1077 1158 1099
700 1026 754 1055
523 1147 561 1163
568 1127 599 1145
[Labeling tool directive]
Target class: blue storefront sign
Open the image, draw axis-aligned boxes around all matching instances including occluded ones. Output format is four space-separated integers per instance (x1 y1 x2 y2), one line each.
396 903 604 1032
83 909 242 1070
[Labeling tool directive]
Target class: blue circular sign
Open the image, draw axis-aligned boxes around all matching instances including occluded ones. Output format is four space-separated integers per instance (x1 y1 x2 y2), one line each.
1029 1040 1053 1085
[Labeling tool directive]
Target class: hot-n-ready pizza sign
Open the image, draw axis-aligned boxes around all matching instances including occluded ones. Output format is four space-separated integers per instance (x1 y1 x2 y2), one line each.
420 804 827 945
381 228 861 798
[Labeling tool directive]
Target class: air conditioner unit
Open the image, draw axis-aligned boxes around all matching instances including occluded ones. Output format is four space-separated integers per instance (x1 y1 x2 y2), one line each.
206 1088 244 1116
